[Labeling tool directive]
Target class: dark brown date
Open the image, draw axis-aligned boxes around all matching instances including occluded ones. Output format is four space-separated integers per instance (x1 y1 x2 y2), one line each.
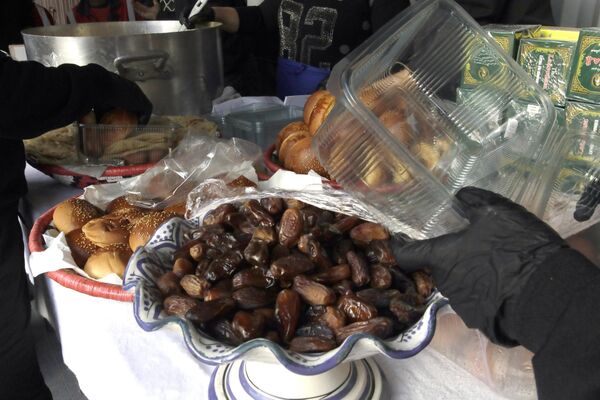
208 319 243 346
356 288 401 308
389 296 422 324
330 216 361 234
163 295 199 317
223 213 255 235
232 310 265 341
233 232 252 250
331 280 354 296
261 198 284 216
289 336 337 353
243 239 270 268
349 223 390 246
311 264 351 284
389 266 418 295
347 251 370 287
412 271 434 298
173 238 202 262
191 224 226 241
270 254 315 280
205 232 242 251
295 323 335 341
203 279 232 302
366 240 396 266
232 268 275 290
203 204 237 226
332 240 355 264
206 248 223 260
318 306 347 330
180 275 211 299
283 199 305 209
253 308 277 330
297 234 332 270
276 289 302 343
157 272 182 297
195 259 210 278
300 207 320 230
292 275 336 306
337 294 378 323
264 330 281 344
186 297 236 325
370 264 392 289
334 317 394 344
232 287 275 309
204 250 244 281
304 305 327 322
279 208 304 248
271 244 290 261
252 227 276 245
241 200 275 228
173 257 195 278
189 243 206 262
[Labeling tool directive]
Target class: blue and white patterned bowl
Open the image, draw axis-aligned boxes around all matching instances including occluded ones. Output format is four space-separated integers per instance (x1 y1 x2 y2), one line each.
123 217 448 376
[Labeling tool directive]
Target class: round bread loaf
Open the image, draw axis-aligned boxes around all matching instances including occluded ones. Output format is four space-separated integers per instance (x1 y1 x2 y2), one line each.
82 217 130 248
65 228 100 268
279 131 310 164
53 199 103 234
84 246 132 279
283 137 329 178
276 121 309 154
303 90 330 125
307 92 335 136
104 208 149 230
128 211 178 251
164 202 186 217
106 195 142 214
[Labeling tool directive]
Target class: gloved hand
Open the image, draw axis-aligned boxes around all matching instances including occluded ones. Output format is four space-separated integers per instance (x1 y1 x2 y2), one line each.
87 64 153 124
391 187 568 345
179 3 216 29
574 175 600 222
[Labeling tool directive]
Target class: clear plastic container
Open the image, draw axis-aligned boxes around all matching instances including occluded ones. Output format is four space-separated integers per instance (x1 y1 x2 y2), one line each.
78 124 177 166
220 104 303 150
543 132 600 238
312 0 557 239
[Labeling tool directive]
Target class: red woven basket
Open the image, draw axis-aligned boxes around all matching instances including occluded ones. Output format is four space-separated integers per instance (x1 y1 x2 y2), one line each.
263 144 342 189
28 161 154 190
28 205 134 302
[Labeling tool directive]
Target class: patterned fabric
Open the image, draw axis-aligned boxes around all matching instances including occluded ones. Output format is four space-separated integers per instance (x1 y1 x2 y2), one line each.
160 0 176 12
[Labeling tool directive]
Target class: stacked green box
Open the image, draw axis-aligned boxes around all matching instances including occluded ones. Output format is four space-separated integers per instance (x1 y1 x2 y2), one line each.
517 39 576 107
462 25 539 89
567 29 600 105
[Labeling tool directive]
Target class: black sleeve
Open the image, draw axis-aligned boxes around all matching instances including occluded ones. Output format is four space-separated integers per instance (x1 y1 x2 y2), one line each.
507 248 600 400
256 0 280 33
455 0 555 25
370 0 410 32
0 58 111 139
235 6 267 34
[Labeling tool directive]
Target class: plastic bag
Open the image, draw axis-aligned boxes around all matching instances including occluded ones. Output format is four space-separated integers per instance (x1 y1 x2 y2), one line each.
85 136 261 211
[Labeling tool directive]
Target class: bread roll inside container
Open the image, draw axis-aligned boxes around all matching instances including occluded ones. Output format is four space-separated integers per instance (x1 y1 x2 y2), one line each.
22 21 224 116
312 0 560 239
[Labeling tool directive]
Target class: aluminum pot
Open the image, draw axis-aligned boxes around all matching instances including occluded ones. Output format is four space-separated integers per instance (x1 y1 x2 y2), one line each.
22 21 224 116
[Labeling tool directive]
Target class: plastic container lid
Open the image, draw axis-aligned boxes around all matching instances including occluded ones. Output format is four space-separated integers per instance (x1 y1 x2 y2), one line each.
220 104 303 150
312 0 557 239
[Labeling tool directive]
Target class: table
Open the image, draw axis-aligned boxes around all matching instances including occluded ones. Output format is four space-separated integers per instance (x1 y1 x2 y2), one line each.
24 164 536 400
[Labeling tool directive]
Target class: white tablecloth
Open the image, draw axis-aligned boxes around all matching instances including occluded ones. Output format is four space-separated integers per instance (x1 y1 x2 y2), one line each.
24 164 535 400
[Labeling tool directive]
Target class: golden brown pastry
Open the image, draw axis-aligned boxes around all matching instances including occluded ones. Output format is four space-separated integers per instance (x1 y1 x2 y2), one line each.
307 92 335 136
84 246 132 279
128 211 178 251
164 202 187 217
279 131 311 163
53 199 103 234
303 90 330 125
106 196 143 214
276 121 310 154
283 137 329 178
82 217 130 248
65 228 100 268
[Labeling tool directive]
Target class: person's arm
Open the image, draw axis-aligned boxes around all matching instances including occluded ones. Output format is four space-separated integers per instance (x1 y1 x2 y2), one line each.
392 187 600 399
0 57 151 139
370 0 410 32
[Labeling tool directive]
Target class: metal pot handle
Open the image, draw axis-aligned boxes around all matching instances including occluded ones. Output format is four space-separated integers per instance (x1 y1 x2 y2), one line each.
114 51 172 81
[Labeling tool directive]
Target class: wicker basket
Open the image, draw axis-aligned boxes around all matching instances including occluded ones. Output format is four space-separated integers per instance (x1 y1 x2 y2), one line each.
28 205 134 302
263 144 341 189
28 161 154 190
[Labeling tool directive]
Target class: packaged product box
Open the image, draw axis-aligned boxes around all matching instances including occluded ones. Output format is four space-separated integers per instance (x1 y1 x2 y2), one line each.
534 26 580 42
565 101 600 157
567 29 600 104
462 25 540 89
517 38 576 107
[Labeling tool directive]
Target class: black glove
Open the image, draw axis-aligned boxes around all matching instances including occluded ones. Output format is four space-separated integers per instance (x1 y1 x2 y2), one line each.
391 187 567 345
179 4 216 29
574 174 600 222
87 64 153 124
